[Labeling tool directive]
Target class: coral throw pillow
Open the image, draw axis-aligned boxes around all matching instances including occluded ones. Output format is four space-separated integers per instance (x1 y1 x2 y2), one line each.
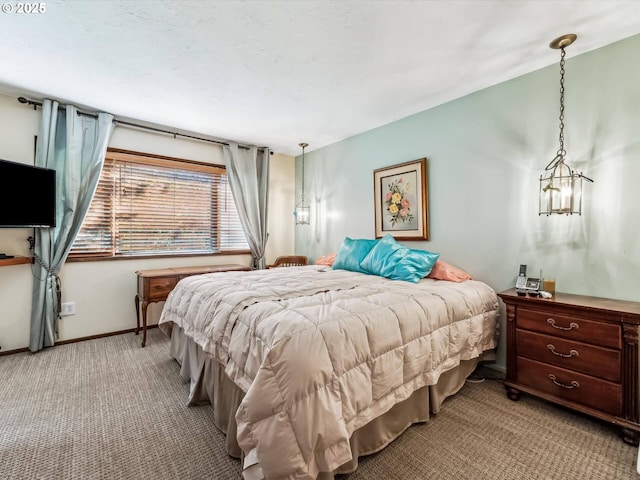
427 260 473 282
315 253 337 267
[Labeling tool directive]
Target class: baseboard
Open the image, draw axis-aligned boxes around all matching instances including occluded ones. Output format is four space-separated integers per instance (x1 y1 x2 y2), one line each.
0 324 158 356
0 346 28 356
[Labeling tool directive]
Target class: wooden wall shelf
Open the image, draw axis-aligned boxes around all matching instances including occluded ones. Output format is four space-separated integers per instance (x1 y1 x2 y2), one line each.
0 257 32 267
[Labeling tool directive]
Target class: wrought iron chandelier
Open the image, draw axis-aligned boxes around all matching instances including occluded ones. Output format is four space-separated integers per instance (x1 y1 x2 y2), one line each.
539 34 593 216
294 142 310 225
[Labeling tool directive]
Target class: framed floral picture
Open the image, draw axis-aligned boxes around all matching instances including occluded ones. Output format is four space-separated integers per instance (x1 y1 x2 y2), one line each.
373 158 429 240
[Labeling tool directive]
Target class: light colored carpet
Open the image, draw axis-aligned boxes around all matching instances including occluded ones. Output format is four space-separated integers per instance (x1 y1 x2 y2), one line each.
0 329 637 479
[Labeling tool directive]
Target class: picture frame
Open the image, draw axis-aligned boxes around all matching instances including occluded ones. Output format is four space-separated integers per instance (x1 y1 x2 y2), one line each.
373 158 429 240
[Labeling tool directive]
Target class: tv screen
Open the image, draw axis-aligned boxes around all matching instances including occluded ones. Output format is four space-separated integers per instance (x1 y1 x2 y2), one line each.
0 159 56 227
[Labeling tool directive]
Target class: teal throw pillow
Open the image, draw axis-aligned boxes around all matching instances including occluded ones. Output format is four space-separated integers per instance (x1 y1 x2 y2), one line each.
393 248 440 283
332 237 379 274
360 234 440 283
359 234 404 278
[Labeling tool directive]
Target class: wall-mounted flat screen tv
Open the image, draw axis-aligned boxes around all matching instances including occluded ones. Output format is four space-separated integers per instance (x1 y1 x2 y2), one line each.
0 159 56 227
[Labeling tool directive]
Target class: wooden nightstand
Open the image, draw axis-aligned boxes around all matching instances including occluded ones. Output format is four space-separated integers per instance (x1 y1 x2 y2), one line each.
135 264 251 347
498 288 640 445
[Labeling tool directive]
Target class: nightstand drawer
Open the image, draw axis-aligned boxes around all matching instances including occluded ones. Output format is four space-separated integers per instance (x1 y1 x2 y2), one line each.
517 357 622 416
517 307 621 349
147 276 178 300
517 329 620 382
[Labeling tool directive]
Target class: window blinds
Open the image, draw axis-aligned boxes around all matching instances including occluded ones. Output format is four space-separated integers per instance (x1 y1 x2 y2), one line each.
71 150 248 258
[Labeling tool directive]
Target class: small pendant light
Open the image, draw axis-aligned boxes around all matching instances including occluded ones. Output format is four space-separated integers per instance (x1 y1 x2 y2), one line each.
294 142 310 225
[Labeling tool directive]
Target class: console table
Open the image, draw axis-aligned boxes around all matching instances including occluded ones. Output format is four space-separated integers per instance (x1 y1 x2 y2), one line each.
135 264 251 347
499 288 640 445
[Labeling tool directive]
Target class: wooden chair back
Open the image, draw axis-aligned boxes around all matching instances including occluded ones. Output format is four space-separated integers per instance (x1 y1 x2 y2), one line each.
268 255 308 268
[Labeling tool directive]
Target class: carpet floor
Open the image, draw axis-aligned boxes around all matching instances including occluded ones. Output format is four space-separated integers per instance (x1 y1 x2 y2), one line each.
0 329 637 479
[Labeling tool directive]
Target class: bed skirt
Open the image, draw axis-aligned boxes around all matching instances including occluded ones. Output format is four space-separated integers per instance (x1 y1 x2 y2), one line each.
168 325 481 478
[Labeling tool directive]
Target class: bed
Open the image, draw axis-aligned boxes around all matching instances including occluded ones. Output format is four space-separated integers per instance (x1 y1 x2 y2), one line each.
158 265 499 479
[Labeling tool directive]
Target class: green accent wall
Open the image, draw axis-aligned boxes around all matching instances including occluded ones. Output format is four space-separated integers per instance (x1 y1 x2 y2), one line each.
294 34 640 369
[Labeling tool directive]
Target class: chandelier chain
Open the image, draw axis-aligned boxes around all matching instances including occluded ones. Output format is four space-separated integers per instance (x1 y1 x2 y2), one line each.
558 47 566 156
301 144 305 203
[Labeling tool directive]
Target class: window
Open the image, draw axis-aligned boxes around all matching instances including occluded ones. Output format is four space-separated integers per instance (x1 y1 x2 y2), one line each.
70 149 249 259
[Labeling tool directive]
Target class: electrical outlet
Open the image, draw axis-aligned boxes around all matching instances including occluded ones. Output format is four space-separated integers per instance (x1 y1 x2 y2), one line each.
61 302 76 316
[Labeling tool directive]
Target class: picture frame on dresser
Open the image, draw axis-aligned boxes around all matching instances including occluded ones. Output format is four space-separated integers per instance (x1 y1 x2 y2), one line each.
498 288 640 445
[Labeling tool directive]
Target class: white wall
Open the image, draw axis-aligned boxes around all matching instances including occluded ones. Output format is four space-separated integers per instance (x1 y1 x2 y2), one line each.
0 93 294 350
294 35 640 370
266 152 295 263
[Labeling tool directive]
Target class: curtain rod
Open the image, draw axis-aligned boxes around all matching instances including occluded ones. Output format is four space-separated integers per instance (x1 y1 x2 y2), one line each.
17 96 270 153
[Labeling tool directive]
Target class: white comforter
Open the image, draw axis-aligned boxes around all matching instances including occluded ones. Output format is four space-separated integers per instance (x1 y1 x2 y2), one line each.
159 265 498 479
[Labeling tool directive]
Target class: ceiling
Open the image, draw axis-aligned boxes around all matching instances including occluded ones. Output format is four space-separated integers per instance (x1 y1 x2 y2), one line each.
1 1 639 156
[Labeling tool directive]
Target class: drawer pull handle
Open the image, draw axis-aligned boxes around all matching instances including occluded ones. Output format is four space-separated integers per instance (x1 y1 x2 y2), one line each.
548 374 580 389
547 344 579 358
547 318 579 331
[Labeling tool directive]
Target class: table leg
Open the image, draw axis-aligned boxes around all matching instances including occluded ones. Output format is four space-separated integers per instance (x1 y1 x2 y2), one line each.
141 301 149 347
134 294 140 335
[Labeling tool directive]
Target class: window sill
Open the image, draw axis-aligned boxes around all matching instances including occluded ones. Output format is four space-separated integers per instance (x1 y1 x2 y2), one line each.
66 250 252 263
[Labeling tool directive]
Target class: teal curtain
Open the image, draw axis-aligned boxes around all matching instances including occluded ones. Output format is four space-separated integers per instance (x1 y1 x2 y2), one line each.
223 143 270 269
29 100 114 352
